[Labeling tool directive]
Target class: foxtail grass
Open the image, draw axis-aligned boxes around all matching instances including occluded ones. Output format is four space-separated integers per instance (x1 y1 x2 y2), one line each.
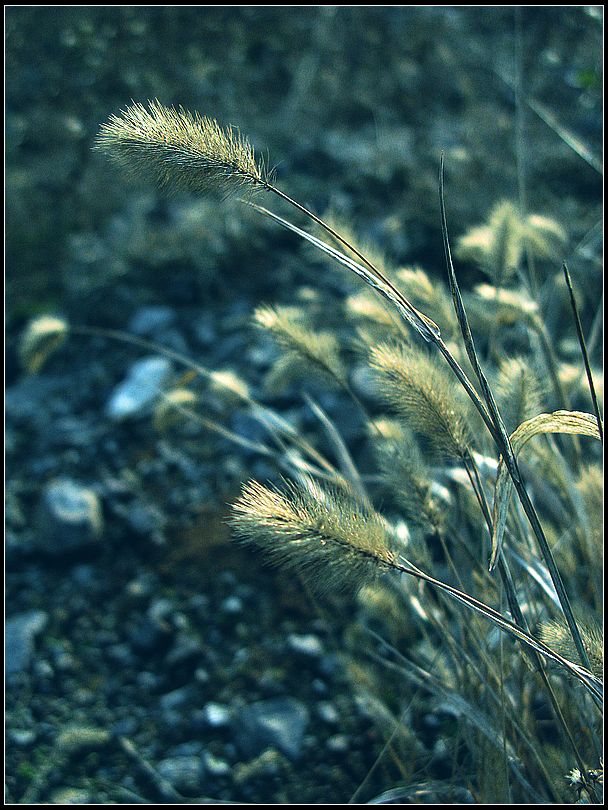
23 100 601 803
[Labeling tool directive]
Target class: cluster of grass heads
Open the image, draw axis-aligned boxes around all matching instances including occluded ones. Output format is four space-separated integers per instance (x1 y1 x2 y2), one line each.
23 101 602 803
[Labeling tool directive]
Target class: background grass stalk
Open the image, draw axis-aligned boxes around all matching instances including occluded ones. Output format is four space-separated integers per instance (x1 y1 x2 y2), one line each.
463 451 597 785
562 262 603 442
438 158 592 673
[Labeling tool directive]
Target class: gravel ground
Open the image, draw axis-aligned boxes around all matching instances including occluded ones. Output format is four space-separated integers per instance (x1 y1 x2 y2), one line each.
7 299 399 803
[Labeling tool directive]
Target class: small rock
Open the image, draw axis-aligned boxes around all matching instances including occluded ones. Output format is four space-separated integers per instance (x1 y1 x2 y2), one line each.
326 733 350 753
221 596 243 615
6 610 48 677
194 667 210 685
202 702 232 728
48 788 93 804
233 697 310 761
70 564 96 587
129 616 172 653
233 748 290 784
33 659 54 679
125 572 156 599
122 499 166 542
287 633 324 657
204 752 231 777
312 678 328 696
156 755 204 796
37 479 103 554
136 671 160 690
8 728 36 746
106 356 172 421
317 702 339 724
107 643 135 666
166 633 202 667
56 726 111 753
160 687 192 713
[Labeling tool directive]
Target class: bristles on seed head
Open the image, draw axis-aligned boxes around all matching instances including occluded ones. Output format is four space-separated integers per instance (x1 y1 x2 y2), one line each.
369 342 473 460
255 304 348 388
230 477 397 595
19 315 68 373
96 100 266 195
539 616 603 678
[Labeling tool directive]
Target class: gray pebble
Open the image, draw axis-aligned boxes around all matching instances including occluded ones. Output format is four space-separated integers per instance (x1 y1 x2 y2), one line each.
326 733 350 753
156 755 204 795
37 479 103 554
221 596 243 615
202 702 232 728
160 686 192 713
233 697 310 761
8 728 36 747
287 633 324 658
317 702 339 724
6 610 48 677
106 356 172 421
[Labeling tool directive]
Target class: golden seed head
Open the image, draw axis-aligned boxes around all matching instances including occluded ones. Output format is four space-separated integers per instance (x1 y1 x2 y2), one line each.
96 100 266 195
19 315 68 374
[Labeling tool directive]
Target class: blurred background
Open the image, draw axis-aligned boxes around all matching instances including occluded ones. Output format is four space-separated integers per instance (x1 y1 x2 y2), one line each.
5 6 603 804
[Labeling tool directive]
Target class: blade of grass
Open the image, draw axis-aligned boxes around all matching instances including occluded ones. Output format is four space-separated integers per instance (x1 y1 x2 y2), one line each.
464 450 598 781
562 262 603 442
438 157 593 672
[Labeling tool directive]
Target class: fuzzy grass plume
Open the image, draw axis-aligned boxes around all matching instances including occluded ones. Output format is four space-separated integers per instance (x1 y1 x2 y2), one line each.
96 100 267 195
539 616 603 679
255 304 348 389
494 356 545 432
19 315 68 373
369 341 474 460
456 200 565 286
375 431 446 536
230 477 397 595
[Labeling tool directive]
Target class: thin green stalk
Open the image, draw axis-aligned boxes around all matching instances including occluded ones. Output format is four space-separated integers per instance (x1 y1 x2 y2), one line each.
438 158 592 673
514 7 539 301
464 452 597 782
69 325 343 482
250 157 594 678
562 262 603 442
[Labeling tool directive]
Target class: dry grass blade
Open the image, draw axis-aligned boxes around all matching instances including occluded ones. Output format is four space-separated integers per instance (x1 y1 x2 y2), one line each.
490 410 601 571
562 263 603 442
230 480 602 702
246 202 441 343
440 157 592 671
439 155 516 473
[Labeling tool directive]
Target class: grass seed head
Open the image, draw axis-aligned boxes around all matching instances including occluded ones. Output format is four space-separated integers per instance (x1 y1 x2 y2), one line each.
369 341 473 460
230 477 397 595
19 315 68 373
96 100 267 195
